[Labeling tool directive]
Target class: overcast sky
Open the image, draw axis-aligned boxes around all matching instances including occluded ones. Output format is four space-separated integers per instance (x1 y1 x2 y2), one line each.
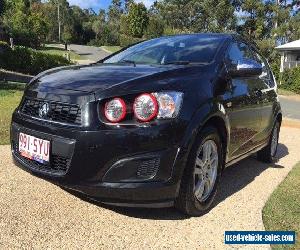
67 0 155 12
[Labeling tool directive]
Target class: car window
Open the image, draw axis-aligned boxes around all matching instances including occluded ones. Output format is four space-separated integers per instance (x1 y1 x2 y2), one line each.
253 52 275 88
104 35 225 65
227 41 256 63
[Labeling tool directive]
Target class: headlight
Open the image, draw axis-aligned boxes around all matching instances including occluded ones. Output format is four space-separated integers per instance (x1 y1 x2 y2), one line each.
133 93 159 122
103 91 183 124
104 97 127 123
154 91 183 119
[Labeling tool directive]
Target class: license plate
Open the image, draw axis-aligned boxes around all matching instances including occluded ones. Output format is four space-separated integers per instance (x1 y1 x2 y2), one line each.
19 133 50 164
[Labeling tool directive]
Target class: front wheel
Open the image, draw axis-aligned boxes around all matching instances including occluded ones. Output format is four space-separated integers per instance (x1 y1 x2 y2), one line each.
257 121 280 163
175 126 223 216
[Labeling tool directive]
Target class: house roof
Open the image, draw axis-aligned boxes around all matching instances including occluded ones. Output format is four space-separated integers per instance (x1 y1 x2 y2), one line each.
275 39 300 51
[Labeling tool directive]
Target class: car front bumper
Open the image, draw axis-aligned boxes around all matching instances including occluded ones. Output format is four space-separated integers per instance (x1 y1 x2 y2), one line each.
11 112 188 207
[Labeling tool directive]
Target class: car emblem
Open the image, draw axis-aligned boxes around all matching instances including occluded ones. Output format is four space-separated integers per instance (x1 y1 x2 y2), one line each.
39 102 49 118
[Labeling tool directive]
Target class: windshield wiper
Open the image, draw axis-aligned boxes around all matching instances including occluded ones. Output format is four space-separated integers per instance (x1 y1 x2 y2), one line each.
120 60 136 67
163 61 190 65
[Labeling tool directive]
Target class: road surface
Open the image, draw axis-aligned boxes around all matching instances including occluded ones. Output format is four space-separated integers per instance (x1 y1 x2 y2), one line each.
280 96 300 120
68 44 110 62
1 126 300 249
47 44 110 62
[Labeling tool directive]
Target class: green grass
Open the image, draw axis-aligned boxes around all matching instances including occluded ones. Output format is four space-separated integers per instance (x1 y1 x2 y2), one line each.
0 82 24 145
263 162 300 250
101 46 122 53
37 46 81 61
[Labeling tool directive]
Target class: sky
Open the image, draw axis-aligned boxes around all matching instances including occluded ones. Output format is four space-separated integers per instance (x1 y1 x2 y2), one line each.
67 0 155 13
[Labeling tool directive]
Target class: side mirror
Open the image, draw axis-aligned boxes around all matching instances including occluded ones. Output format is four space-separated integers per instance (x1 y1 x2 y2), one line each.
228 58 262 77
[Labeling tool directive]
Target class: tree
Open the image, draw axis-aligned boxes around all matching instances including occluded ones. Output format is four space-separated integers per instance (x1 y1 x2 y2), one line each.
92 9 106 40
156 0 236 33
237 0 266 38
127 2 149 38
145 15 164 38
2 0 49 47
0 0 5 16
124 0 134 14
108 0 122 24
194 0 236 32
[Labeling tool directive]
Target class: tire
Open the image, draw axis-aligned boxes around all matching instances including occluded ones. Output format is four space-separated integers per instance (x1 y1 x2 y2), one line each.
257 121 280 163
175 126 223 216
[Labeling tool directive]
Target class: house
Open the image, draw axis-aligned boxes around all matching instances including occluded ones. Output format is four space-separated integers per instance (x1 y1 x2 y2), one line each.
275 39 300 72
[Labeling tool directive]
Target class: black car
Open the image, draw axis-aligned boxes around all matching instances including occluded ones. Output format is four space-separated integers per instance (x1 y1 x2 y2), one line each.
11 33 281 216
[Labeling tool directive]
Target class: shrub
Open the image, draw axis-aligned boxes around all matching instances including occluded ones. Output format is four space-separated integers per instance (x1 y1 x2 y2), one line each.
0 40 9 51
88 25 120 47
144 16 164 39
270 60 280 83
10 29 41 49
119 34 143 47
280 66 300 94
0 45 71 75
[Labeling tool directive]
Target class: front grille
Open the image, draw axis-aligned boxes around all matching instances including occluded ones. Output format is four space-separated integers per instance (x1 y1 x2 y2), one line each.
21 98 81 125
13 142 70 175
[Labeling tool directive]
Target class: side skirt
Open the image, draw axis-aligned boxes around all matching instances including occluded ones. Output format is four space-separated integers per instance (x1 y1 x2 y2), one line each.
225 142 268 168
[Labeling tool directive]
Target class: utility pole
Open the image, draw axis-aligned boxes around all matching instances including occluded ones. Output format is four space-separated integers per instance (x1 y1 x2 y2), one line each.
58 0 61 42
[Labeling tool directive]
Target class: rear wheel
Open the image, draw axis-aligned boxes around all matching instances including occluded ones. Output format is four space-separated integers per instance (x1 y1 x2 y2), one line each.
257 121 280 163
175 126 223 216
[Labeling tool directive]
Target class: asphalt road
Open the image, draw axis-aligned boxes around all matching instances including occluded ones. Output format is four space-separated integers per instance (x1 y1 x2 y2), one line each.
280 96 300 120
47 44 110 62
68 44 110 62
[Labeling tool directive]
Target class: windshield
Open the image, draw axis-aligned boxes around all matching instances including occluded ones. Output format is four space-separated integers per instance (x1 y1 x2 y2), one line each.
103 35 225 65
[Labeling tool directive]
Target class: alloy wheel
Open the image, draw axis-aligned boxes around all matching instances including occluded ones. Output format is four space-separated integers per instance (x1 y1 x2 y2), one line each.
194 140 218 202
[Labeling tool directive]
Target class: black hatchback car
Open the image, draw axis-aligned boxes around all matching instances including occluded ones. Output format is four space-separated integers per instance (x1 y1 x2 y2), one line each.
11 33 281 216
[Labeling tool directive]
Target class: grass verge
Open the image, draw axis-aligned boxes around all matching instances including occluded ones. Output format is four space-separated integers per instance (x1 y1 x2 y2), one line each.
263 162 300 250
37 46 81 61
101 46 122 53
278 88 299 96
0 82 24 145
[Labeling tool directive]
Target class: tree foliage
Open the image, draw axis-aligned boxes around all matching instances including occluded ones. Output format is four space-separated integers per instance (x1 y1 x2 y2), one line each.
0 0 299 65
127 3 148 38
0 0 5 16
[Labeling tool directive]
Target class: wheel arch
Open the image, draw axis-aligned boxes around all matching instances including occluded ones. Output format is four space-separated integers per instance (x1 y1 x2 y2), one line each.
204 116 228 168
276 112 282 125
180 102 230 170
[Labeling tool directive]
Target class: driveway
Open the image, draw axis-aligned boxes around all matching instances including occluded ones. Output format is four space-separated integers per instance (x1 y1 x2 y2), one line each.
47 44 110 63
280 95 300 120
68 44 110 62
0 126 299 249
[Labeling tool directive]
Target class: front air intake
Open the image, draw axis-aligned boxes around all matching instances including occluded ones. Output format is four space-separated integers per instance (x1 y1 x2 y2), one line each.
137 158 160 178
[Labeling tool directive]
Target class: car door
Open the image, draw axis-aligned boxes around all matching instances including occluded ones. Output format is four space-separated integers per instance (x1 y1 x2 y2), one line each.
221 40 265 160
252 51 278 141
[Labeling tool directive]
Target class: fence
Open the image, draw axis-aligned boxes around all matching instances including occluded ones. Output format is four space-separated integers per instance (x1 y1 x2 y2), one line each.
0 69 32 83
283 61 300 70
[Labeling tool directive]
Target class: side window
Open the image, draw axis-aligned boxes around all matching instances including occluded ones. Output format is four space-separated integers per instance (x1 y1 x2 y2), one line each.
227 41 256 63
253 52 269 79
253 52 275 88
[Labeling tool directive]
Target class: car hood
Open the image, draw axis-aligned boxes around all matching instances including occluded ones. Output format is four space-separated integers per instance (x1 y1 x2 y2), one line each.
29 64 187 94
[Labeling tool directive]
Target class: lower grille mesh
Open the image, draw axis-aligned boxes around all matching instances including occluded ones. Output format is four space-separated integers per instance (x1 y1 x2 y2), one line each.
137 158 160 178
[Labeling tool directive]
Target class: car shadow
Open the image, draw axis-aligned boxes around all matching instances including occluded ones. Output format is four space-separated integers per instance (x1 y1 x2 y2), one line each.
76 53 92 56
213 143 288 207
61 143 289 220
